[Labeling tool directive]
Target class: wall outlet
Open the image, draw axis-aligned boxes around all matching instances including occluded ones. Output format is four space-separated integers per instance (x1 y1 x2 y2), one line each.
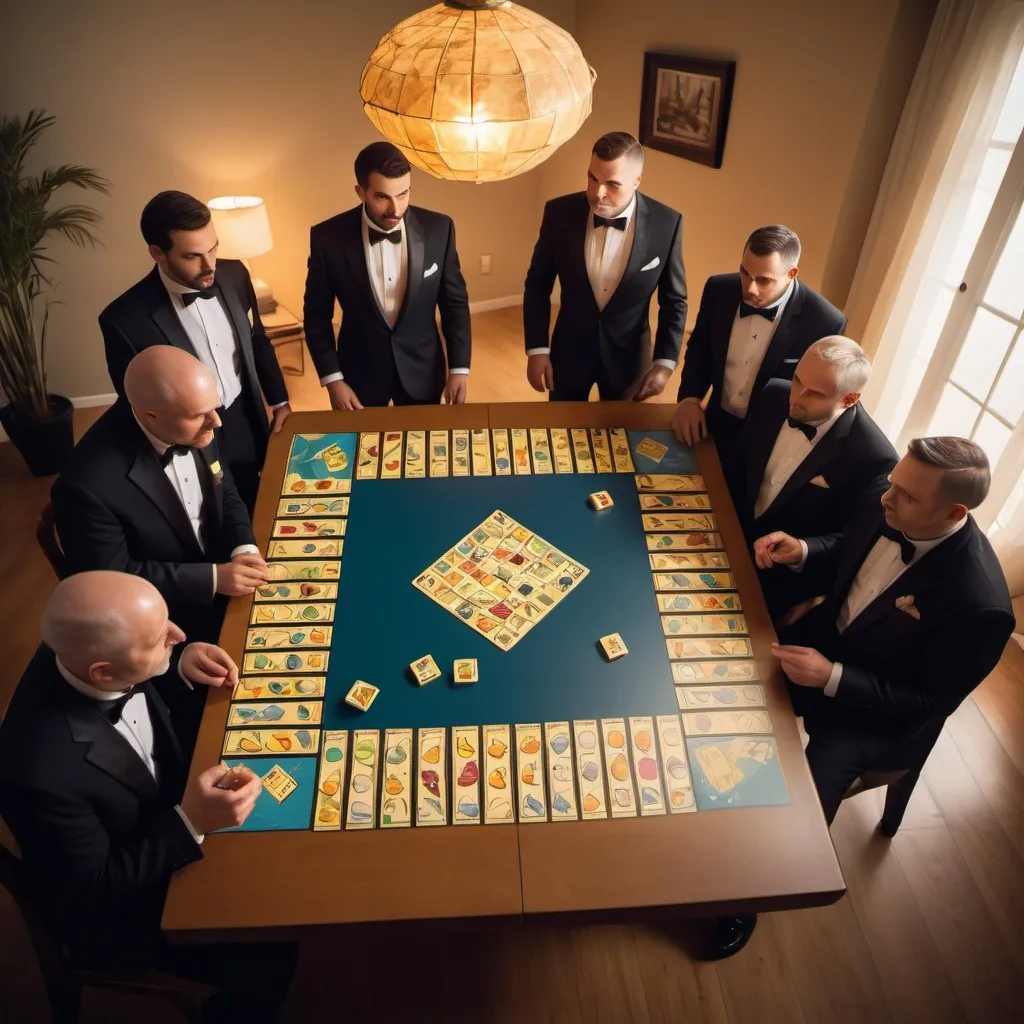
480 254 492 275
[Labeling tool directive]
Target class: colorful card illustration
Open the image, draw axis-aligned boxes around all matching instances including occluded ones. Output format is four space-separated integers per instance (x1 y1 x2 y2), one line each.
380 728 413 829
346 730 379 830
284 433 356 494
671 660 760 685
429 430 450 477
222 728 320 757
282 475 350 495
628 716 665 816
601 718 637 818
656 593 742 614
276 496 350 518
687 735 790 810
660 614 748 636
609 428 636 472
511 428 531 475
492 428 512 475
550 428 574 473
314 730 347 830
635 437 669 462
404 430 426 479
649 552 729 570
272 518 346 539
261 763 299 804
646 532 723 552
652 571 736 591
231 676 325 701
639 492 711 510
265 560 341 582
254 581 338 603
227 702 323 728
482 725 514 824
589 428 613 473
544 721 578 820
573 720 608 820
515 723 547 822
416 727 448 826
452 429 471 477
471 429 492 476
246 625 333 650
636 474 705 492
682 710 774 737
656 715 695 813
242 651 329 674
356 432 381 480
250 602 336 625
570 428 595 473
378 430 404 480
676 684 767 710
666 638 754 660
452 725 482 824
529 428 553 475
267 538 343 560
641 513 717 532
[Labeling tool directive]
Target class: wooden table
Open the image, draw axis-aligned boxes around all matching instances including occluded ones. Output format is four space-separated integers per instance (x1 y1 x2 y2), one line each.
163 402 844 942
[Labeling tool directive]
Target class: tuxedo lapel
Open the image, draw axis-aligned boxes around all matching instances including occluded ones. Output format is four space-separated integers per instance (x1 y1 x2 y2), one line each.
568 197 596 306
605 193 651 310
745 395 786 509
342 213 389 329
711 277 743 394
214 277 260 387
396 209 425 329
142 681 185 788
143 269 198 355
753 279 805 394
194 445 223 544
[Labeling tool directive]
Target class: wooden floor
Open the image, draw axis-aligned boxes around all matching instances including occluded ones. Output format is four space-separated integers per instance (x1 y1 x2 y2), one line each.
1 307 1023 1023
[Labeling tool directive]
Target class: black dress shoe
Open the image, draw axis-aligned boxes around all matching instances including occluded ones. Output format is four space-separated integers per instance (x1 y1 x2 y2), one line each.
703 913 758 960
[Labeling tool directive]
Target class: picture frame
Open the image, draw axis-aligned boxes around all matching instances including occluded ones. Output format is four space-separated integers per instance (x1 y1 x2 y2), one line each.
639 52 736 168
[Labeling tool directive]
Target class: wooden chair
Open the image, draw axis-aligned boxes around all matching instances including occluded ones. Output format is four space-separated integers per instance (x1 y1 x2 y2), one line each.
35 501 67 580
0 842 213 1023
842 767 920 837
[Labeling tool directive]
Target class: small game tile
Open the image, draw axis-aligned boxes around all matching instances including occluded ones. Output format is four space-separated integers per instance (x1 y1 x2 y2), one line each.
411 654 442 686
589 490 614 510
599 633 628 660
344 680 379 711
453 658 479 684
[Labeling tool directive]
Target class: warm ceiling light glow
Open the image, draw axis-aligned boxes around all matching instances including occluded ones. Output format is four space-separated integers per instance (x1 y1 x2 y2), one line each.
360 1 596 183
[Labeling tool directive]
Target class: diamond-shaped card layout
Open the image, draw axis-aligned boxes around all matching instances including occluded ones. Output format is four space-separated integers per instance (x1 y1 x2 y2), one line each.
411 509 589 651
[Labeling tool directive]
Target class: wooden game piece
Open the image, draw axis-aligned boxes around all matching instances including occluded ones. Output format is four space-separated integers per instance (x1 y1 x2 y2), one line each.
599 633 628 660
344 680 380 711
453 658 478 684
410 654 442 685
589 490 614 510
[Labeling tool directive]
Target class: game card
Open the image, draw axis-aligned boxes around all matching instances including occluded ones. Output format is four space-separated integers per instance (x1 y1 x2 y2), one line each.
511 428 531 474
254 581 339 603
452 725 481 824
242 651 329 674
671 660 760 684
570 428 595 473
314 730 348 830
272 518 347 539
356 432 380 480
656 592 742 613
609 428 636 472
227 701 323 728
346 730 380 830
550 428 574 473
492 428 512 475
471 428 492 476
660 614 748 636
276 496 350 517
416 727 448 826
635 437 669 462
222 728 320 756
646 532 723 552
651 571 736 591
628 716 666 816
635 474 705 492
544 721 578 820
682 710 774 736
515 723 547 822
638 492 711 510
641 513 718 532
665 638 754 660
282 475 350 495
380 728 413 829
250 602 336 625
656 714 696 813
404 430 426 479
379 430 404 479
649 551 729 570
261 764 299 804
265 560 341 582
590 428 614 473
482 725 514 824
429 430 450 477
452 429 471 477
676 684 767 710
601 718 637 818
231 676 326 701
572 720 608 820
266 538 343 560
529 428 553 474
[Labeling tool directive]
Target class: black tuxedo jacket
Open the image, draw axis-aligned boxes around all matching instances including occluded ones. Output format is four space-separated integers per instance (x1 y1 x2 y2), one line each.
51 401 255 631
303 205 472 405
523 191 688 395
790 505 1014 757
100 261 288 452
0 646 201 967
677 274 847 430
738 380 897 540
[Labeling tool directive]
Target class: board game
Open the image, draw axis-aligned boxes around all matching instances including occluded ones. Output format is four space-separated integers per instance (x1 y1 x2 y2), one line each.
219 424 790 833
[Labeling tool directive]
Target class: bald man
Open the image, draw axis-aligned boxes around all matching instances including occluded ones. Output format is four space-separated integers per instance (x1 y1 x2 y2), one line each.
52 348 266 649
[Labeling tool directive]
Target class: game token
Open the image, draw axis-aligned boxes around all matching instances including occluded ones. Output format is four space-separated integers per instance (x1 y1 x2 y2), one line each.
262 764 299 803
453 658 479 684
588 490 614 510
599 633 628 660
344 680 379 711
635 437 669 462
411 654 442 685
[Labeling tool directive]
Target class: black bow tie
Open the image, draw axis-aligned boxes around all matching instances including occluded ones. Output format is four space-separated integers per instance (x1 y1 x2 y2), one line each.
593 214 628 231
161 443 194 467
786 416 817 441
739 301 779 322
181 287 217 307
880 523 916 565
368 227 402 246
99 687 139 724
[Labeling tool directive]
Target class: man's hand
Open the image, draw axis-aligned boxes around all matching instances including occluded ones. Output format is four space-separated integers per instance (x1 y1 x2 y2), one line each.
752 532 804 570
443 374 468 405
527 354 554 393
215 556 268 596
180 642 239 689
271 403 292 434
772 644 833 688
180 763 262 835
671 400 707 445
629 365 673 402
326 380 364 411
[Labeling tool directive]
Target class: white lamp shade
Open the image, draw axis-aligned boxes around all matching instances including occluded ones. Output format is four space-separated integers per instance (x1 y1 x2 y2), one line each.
208 196 273 258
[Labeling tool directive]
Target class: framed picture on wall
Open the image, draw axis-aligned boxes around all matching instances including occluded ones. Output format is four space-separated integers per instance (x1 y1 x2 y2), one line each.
639 52 736 168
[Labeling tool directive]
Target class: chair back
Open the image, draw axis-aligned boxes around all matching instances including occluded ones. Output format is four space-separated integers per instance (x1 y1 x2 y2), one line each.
36 501 67 580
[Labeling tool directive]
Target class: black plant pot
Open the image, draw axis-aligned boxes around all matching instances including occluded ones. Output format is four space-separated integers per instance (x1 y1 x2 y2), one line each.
0 394 75 477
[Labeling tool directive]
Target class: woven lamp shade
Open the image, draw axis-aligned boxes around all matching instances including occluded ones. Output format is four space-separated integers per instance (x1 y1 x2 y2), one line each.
360 1 596 183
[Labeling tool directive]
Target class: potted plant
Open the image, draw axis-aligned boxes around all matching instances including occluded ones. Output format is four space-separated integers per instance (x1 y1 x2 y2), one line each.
0 109 109 476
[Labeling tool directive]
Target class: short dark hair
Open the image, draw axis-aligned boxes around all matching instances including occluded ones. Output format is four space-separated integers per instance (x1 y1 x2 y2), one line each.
140 191 210 251
592 132 644 164
355 142 412 189
908 436 991 509
745 225 802 266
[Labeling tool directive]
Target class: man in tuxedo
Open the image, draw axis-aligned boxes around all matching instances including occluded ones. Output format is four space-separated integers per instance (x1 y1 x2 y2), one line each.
52 347 268 648
706 437 1014 961
736 336 897 618
0 571 294 1020
102 190 291 509
523 131 687 402
303 141 472 409
672 225 847 468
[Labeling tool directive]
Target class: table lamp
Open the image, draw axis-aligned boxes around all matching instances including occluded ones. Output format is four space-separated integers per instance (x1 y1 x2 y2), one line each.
208 195 276 314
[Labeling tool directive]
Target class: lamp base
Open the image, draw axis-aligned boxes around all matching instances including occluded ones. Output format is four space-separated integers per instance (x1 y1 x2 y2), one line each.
251 276 277 316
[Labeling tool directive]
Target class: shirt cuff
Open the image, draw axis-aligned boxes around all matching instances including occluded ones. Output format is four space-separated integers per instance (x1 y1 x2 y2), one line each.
177 647 195 691
270 401 289 410
175 805 204 845
824 661 843 697
320 372 344 385
654 359 677 370
526 348 551 356
231 544 260 558
788 539 809 573
449 367 470 375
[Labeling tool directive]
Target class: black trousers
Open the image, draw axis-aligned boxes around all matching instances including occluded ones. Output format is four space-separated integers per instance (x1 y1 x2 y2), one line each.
549 379 629 401
217 393 266 512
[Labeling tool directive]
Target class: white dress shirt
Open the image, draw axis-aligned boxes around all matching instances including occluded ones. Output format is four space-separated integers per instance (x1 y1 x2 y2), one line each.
320 208 469 387
754 405 845 518
55 658 203 844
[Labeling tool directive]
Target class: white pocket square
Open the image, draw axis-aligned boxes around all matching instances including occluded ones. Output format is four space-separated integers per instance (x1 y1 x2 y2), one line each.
809 475 829 488
423 263 439 278
640 256 660 272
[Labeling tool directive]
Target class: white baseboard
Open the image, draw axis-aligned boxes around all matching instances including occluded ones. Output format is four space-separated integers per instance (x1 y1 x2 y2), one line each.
469 294 522 314
0 392 116 444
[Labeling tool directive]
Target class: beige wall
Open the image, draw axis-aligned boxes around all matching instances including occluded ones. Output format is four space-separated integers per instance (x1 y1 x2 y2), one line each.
2 0 933 402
